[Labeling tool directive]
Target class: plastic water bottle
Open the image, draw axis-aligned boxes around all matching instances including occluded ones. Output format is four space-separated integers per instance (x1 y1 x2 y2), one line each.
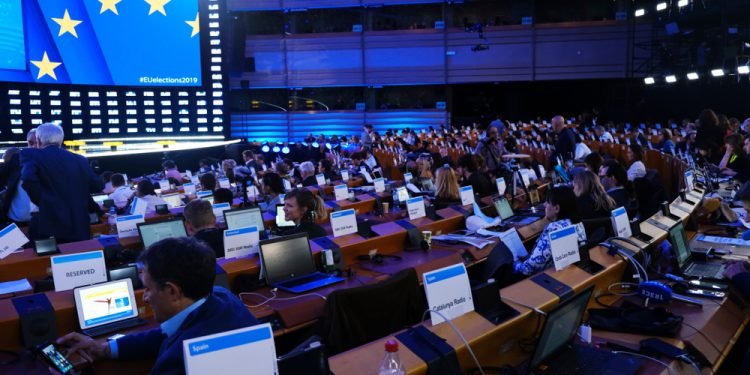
108 207 117 234
378 340 404 375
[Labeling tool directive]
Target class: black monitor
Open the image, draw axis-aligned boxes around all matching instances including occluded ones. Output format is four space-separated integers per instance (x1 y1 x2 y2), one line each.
528 286 594 371
668 221 691 270
108 265 142 289
137 218 187 248
259 233 315 285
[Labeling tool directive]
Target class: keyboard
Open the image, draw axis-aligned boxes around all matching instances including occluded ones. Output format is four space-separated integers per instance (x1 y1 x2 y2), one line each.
82 317 145 338
538 346 641 375
686 263 725 279
275 272 345 293
280 274 327 288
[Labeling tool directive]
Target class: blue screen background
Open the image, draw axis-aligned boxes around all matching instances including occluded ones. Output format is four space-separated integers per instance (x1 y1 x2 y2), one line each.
0 0 202 86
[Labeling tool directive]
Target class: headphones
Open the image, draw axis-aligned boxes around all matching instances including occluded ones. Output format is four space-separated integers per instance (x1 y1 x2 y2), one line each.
356 254 402 265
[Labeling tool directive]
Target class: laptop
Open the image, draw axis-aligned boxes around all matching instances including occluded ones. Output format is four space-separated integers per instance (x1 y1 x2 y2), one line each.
275 205 295 230
526 286 642 375
669 221 725 279
137 218 187 248
259 233 345 294
161 193 183 208
471 279 519 325
224 207 268 240
493 197 542 225
108 264 143 289
196 190 215 204
91 194 109 205
74 279 145 337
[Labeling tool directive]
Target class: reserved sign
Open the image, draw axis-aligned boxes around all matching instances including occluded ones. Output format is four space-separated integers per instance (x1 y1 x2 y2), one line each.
51 251 107 292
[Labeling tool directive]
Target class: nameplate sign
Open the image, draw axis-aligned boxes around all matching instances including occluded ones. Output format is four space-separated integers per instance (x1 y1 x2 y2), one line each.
224 226 259 259
0 224 29 260
404 172 413 182
191 176 200 186
361 168 374 183
219 178 230 189
130 197 147 216
373 177 385 193
407 197 426 220
213 203 231 221
549 225 580 271
116 214 145 238
197 190 212 200
611 207 632 238
496 177 506 196
283 179 292 192
331 209 357 238
423 263 474 325
51 251 107 292
159 180 170 192
183 324 277 375
334 184 349 201
186 170 193 178
183 183 196 196
685 170 694 192
316 174 326 186
340 170 349 182
460 186 475 206
246 185 260 200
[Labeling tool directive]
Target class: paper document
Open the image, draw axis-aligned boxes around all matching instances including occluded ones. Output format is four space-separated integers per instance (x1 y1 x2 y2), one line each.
0 278 32 295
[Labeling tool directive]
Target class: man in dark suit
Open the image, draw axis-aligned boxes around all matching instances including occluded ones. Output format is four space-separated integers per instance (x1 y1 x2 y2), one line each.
56 237 258 374
551 115 576 164
183 199 224 258
20 123 103 242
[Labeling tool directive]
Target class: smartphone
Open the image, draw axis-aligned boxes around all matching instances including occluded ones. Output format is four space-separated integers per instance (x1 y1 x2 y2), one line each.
682 288 726 299
689 279 729 291
37 343 74 374
34 237 60 256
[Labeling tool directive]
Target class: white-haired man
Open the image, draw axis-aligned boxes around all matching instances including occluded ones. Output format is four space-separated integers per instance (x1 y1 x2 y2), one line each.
299 161 318 187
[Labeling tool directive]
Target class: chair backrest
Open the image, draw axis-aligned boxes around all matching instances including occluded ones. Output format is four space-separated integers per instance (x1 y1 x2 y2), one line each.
480 241 514 286
580 217 613 244
320 268 425 355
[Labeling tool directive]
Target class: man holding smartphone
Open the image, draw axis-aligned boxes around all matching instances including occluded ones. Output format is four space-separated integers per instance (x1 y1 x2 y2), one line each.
52 237 258 374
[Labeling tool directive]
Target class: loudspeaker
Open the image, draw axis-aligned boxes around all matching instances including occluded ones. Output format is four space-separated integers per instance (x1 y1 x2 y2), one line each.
12 294 58 348
406 227 422 248
357 219 373 238
426 204 442 221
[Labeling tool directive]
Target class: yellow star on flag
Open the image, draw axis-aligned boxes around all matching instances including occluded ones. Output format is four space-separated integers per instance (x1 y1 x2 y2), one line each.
99 0 122 15
186 13 200 38
31 52 62 80
52 10 83 38
145 0 171 16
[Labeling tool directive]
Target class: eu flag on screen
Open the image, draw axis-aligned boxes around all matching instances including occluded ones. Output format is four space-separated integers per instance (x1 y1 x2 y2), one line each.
0 0 202 86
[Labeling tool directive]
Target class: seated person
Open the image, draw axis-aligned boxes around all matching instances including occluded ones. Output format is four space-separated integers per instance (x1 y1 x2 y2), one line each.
318 158 336 181
221 159 237 184
583 152 603 174
279 188 328 239
457 154 495 198
108 173 133 210
133 180 168 213
514 186 580 276
213 188 234 205
199 172 216 192
101 171 115 194
184 200 224 258
432 166 461 209
299 161 318 187
718 134 750 182
573 170 616 220
600 160 633 211
350 152 372 175
56 237 259 374
626 144 646 181
259 172 284 213
162 160 183 184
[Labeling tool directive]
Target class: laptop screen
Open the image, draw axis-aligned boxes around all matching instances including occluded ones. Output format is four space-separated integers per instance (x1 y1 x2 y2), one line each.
161 193 183 208
668 222 691 269
138 219 187 248
108 265 140 288
396 186 409 203
260 233 316 285
529 286 594 371
91 194 109 205
74 279 138 329
494 198 514 219
225 207 265 231
276 205 295 228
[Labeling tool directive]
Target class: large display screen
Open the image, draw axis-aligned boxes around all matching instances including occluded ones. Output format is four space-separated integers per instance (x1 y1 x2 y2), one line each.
0 0 201 86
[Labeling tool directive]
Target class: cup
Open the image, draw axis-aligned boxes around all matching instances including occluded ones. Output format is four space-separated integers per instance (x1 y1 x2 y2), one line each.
382 202 390 214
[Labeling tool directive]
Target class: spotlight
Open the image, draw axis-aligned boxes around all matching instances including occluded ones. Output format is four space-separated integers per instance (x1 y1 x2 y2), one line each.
656 2 667 11
325 143 332 150
738 66 750 75
261 145 270 153
272 146 280 153
635 9 645 17
281 146 290 154
677 0 689 7
312 142 319 148
644 77 655 85
665 75 677 83
687 72 699 80
711 69 724 77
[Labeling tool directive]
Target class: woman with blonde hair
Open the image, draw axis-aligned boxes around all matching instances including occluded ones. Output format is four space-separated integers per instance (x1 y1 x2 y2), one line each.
433 166 461 209
573 170 616 219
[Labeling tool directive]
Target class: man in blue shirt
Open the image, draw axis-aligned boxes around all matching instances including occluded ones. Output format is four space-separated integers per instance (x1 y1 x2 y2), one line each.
55 237 258 374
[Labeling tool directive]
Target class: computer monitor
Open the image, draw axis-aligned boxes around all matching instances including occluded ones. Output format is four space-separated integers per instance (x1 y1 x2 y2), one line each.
74 279 139 331
161 193 183 208
493 197 514 219
259 233 316 285
668 222 691 270
108 265 142 289
528 286 594 371
224 207 265 231
275 205 295 228
137 218 187 248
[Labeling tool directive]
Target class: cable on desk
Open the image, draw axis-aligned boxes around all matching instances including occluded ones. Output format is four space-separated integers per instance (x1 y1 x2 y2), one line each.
239 290 326 308
422 309 485 375
611 351 676 375
681 320 723 356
